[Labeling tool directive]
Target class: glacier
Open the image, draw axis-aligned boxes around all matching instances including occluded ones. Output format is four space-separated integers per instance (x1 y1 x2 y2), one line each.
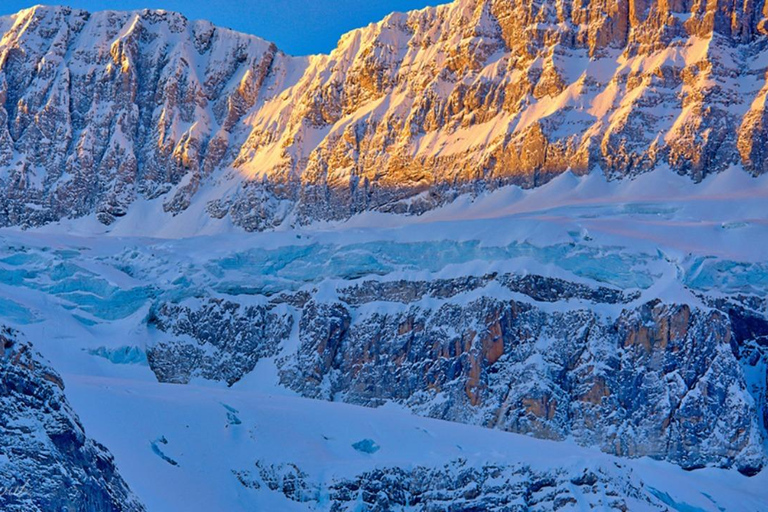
0 167 767 510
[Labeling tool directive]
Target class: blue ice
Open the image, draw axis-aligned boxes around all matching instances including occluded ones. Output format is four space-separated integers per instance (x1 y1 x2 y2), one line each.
87 346 148 365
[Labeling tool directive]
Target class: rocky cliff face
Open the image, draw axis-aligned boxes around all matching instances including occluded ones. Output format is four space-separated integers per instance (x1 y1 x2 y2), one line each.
0 5 302 227
0 327 144 512
147 298 293 385
236 457 675 511
3 1 768 230
243 0 768 226
146 273 768 475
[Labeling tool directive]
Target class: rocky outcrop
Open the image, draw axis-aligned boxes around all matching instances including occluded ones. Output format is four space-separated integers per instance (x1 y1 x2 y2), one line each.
146 298 293 385
2 2 768 230
146 274 768 474
0 327 144 512
280 297 765 474
235 457 679 511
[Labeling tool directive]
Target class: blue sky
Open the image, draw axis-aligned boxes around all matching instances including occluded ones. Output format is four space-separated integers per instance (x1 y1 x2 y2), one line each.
1 1 445 55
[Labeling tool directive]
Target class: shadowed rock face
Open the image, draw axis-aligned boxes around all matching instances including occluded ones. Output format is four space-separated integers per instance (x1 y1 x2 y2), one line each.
0 327 144 512
146 274 768 474
147 298 293 385
234 458 670 511
3 1 768 230
281 298 764 474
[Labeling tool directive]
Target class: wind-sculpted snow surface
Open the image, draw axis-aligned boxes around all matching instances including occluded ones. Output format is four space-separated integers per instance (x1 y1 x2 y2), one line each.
0 327 144 512
5 1 768 230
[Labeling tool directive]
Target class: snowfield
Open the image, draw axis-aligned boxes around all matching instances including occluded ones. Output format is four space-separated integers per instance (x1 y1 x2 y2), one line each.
62 374 768 511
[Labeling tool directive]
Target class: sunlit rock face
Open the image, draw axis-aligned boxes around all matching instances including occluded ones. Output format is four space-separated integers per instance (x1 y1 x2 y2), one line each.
3 1 768 229
233 0 768 224
0 327 144 512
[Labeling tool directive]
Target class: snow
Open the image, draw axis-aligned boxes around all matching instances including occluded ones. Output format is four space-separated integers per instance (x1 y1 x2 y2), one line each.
1 159 768 510
0 167 766 332
54 372 768 512
0 2 767 508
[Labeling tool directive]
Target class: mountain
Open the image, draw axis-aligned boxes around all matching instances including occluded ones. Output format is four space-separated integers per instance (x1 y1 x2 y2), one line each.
2 2 768 511
0 5 303 228
2 1 768 231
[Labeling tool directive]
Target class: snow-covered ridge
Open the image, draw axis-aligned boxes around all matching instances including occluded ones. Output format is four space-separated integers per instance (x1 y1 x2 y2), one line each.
3 1 768 232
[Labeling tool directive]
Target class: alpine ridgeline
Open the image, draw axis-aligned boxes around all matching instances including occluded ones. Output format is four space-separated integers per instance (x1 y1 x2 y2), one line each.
2 0 768 229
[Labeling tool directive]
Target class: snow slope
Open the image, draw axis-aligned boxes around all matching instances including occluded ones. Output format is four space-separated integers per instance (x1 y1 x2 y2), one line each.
62 373 768 512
